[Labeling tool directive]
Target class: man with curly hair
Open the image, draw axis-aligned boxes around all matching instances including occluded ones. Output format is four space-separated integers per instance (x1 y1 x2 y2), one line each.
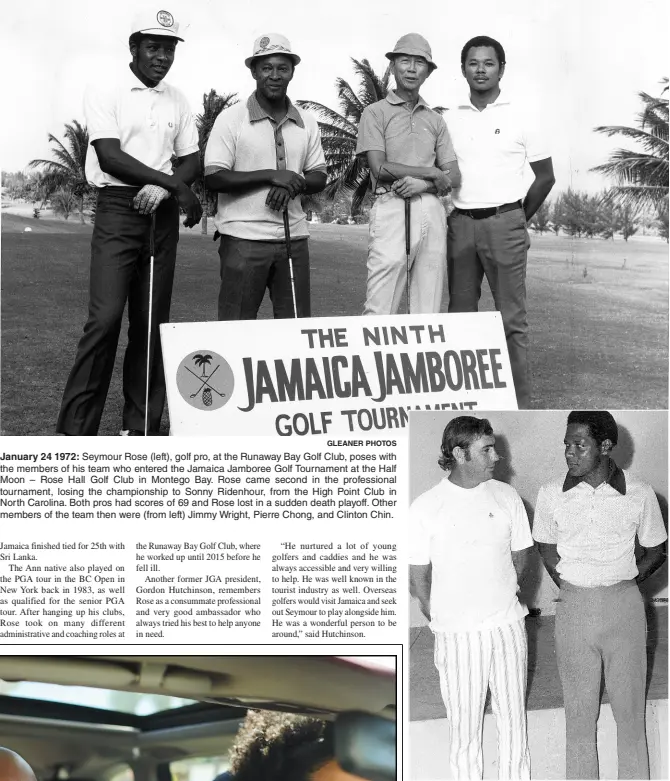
409 415 533 780
534 411 667 780
217 709 369 781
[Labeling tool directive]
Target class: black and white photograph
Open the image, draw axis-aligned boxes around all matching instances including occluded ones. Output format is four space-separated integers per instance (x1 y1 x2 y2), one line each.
1 0 668 433
408 410 668 779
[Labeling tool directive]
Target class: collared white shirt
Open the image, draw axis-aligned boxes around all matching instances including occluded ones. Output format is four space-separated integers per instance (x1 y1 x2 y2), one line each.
84 66 198 189
533 467 667 587
204 94 326 241
409 477 533 632
445 93 550 208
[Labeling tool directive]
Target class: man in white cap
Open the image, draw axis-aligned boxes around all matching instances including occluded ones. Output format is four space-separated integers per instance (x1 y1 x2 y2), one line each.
205 34 327 319
56 8 202 436
356 34 459 315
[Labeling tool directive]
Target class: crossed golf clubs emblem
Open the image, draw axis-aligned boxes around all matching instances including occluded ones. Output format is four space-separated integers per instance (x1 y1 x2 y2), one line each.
188 354 226 406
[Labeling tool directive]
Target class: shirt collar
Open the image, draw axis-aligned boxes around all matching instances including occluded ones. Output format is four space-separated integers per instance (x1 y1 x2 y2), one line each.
385 89 429 110
562 459 627 495
126 64 167 92
247 92 305 128
457 90 511 110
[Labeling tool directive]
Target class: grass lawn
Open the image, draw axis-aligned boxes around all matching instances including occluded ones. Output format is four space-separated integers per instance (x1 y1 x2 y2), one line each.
1 213 667 435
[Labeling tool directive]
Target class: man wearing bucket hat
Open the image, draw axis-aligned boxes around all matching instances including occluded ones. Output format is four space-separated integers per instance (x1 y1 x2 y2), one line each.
56 7 202 436
444 36 555 409
356 34 459 315
205 34 327 320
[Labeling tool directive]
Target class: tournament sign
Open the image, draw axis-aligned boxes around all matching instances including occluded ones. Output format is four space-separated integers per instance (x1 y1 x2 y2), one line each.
161 312 517 437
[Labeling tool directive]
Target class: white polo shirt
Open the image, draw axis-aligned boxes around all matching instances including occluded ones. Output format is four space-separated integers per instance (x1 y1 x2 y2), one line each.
409 477 533 632
84 66 199 189
533 465 667 587
445 93 550 209
204 94 326 241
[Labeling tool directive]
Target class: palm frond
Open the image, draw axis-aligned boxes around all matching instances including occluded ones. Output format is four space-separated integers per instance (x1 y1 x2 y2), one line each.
298 57 389 215
335 78 367 123
351 174 372 215
296 100 359 135
592 80 669 211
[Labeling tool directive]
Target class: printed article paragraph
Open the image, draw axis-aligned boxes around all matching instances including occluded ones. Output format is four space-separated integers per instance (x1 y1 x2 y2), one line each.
0 438 407 645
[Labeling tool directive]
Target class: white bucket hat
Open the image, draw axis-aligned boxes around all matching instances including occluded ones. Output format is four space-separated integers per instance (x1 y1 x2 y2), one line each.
245 33 301 68
130 8 184 42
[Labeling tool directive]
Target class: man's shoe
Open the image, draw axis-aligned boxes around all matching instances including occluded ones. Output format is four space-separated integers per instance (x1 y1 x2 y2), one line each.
119 429 145 436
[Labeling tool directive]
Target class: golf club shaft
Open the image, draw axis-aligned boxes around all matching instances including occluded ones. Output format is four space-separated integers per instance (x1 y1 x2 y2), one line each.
405 199 411 314
144 212 156 436
282 208 298 318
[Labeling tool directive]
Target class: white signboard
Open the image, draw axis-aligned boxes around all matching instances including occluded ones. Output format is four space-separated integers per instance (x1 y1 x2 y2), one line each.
161 313 517 437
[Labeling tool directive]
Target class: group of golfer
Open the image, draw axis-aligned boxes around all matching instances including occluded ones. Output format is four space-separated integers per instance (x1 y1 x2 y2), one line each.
55 7 554 436
410 411 667 780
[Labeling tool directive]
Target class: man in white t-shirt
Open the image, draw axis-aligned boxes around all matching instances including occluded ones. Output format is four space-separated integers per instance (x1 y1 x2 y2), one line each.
409 416 533 780
444 36 555 409
204 34 327 320
534 411 667 780
56 8 202 436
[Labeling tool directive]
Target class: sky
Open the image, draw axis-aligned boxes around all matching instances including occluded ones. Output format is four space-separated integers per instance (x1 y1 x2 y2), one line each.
1 0 667 195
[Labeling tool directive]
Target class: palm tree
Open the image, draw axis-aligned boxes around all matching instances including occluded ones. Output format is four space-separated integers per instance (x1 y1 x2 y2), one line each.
29 120 91 224
591 78 668 211
193 353 213 376
195 89 239 234
297 59 391 216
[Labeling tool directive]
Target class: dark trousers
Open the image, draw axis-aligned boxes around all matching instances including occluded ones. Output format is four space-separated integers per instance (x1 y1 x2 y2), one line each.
57 187 178 435
447 208 531 408
217 235 310 320
556 580 649 780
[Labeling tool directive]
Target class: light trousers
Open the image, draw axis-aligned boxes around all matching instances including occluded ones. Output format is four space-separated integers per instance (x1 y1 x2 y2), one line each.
433 619 531 780
364 192 446 315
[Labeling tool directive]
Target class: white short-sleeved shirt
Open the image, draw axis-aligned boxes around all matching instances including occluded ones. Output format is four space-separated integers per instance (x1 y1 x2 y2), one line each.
445 94 550 208
533 465 668 587
409 477 533 632
204 94 326 241
84 66 199 189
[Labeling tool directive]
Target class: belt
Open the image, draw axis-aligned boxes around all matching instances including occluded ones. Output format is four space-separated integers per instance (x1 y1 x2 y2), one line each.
453 200 523 220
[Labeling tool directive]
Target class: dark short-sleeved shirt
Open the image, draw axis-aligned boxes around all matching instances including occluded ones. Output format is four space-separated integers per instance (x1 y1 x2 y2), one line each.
356 90 456 181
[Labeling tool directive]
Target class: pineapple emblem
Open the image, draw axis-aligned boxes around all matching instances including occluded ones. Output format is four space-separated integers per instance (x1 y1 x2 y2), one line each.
193 354 213 406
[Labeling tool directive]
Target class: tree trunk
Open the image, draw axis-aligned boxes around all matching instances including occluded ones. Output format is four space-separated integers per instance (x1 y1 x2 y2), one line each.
79 196 85 225
201 213 208 235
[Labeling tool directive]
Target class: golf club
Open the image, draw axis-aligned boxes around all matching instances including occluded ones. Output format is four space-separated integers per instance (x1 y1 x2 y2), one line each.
282 207 298 318
405 198 411 314
144 212 156 437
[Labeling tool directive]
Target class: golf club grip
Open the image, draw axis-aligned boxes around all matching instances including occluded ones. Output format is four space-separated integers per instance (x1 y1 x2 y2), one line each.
405 200 410 256
283 208 292 258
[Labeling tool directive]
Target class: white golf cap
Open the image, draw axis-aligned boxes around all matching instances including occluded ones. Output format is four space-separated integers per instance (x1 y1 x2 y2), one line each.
130 8 184 41
245 33 301 68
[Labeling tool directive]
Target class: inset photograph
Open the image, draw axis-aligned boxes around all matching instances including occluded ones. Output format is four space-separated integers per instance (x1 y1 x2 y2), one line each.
408 410 667 780
0 655 396 781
